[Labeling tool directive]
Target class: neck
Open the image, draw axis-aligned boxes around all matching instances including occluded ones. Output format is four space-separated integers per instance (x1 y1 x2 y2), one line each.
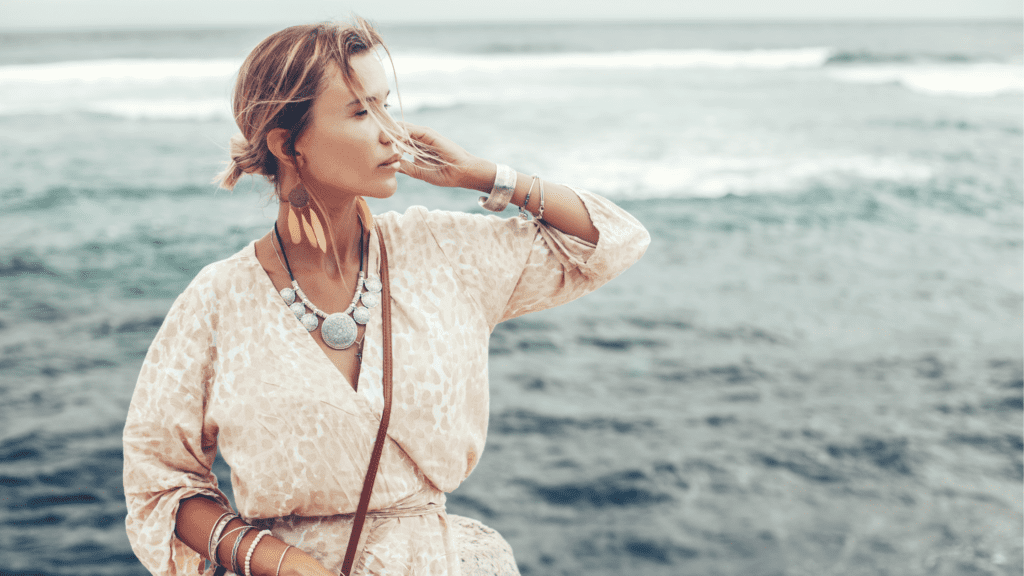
276 192 366 281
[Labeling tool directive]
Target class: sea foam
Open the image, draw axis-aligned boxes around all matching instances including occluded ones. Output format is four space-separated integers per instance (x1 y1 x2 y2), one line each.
561 154 934 200
0 58 239 82
0 48 833 85
828 63 1023 97
0 49 1016 123
390 48 833 74
84 99 231 121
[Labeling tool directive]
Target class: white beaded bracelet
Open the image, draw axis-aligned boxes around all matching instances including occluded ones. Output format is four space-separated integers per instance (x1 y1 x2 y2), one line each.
478 164 517 212
245 529 273 576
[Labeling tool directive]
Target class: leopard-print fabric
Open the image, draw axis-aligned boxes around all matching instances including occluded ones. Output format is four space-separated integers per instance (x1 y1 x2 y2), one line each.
123 188 649 575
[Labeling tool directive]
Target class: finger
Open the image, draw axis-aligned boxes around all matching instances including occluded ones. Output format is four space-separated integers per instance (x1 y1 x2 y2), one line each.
397 158 424 180
398 120 424 135
398 121 436 146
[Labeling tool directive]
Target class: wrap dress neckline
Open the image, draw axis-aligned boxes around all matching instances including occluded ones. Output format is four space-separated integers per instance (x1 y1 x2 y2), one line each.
245 222 388 419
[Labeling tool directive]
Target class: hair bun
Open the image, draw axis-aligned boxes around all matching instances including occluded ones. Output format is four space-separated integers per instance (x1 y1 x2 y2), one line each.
213 133 260 190
229 133 265 176
228 133 250 162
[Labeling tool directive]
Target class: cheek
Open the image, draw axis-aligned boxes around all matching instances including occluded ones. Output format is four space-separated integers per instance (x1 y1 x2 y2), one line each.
308 130 366 173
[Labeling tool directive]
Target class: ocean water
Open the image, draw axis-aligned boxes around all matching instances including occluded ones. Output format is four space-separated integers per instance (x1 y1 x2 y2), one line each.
0 20 1021 576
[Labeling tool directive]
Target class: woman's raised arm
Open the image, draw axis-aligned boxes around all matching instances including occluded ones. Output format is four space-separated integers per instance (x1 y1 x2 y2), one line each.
397 122 601 244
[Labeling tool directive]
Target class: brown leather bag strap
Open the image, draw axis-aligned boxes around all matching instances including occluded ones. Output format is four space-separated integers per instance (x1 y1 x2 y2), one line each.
341 230 394 576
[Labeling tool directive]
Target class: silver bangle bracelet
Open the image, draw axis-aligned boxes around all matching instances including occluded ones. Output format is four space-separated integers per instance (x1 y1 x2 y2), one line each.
478 164 517 212
276 545 293 576
207 512 235 566
536 177 545 221
215 523 248 570
519 175 538 220
230 525 255 575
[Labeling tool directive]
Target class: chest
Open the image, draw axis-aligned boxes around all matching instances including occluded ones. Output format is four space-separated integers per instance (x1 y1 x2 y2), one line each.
279 283 367 390
255 237 367 389
249 234 492 395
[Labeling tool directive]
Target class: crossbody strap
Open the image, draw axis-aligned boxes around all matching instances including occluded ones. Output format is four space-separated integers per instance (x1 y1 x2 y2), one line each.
341 229 394 576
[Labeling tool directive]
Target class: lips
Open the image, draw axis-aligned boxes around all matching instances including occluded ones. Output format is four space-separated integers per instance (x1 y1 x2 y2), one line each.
380 153 401 166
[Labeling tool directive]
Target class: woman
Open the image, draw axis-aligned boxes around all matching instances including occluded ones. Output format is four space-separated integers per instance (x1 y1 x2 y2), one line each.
122 17 649 576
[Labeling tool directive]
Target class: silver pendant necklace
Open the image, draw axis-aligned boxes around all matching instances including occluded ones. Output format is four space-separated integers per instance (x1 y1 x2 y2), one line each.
272 222 382 350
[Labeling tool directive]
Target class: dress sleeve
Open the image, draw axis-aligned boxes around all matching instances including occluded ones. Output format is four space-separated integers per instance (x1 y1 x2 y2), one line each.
419 187 650 327
122 278 231 576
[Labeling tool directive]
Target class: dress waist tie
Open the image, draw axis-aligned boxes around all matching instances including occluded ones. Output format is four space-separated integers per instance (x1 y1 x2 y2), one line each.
247 498 451 575
349 501 445 519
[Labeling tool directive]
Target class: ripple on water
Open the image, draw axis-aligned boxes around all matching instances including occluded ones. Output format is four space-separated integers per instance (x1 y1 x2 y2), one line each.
524 469 677 508
826 436 915 476
491 408 655 436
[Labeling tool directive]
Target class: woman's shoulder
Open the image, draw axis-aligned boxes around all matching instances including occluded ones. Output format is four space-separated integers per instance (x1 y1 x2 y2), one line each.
173 241 261 310
375 204 523 243
376 204 498 228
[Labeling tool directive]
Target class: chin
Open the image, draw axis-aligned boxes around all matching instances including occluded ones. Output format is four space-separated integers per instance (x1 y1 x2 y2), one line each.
324 179 397 202
365 178 398 199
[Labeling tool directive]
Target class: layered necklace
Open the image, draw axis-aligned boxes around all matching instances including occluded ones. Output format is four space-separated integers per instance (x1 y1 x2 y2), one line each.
272 222 382 350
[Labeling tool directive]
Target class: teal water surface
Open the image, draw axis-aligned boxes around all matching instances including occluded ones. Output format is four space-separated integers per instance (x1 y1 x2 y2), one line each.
0 20 1021 576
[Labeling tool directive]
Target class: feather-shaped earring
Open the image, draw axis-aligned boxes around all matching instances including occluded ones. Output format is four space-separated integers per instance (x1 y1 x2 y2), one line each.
301 212 318 251
309 210 327 253
286 185 309 245
285 183 328 253
287 208 302 244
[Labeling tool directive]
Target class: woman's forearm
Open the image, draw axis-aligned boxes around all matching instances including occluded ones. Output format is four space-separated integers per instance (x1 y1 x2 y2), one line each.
175 495 298 575
465 159 601 244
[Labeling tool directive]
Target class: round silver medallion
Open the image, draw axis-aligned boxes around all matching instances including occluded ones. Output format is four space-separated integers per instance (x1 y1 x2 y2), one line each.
363 276 382 293
360 291 380 309
289 302 306 319
280 287 296 305
321 313 357 349
300 313 319 331
352 306 370 325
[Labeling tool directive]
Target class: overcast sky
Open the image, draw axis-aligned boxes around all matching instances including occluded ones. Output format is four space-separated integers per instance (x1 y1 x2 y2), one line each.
3 0 1021 30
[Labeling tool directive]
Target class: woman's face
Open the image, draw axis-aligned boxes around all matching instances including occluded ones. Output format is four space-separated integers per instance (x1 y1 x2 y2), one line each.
293 52 400 203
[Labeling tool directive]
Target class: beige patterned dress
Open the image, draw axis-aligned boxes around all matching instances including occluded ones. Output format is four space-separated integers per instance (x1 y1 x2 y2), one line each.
122 188 650 575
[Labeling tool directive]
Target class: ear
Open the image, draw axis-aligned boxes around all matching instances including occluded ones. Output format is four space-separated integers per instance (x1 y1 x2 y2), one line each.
267 128 301 171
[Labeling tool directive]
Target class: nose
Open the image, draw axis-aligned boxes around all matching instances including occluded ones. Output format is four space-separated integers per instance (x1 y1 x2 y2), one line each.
379 124 392 146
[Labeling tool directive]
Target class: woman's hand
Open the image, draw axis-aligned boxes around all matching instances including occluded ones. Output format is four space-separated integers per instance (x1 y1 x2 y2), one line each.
397 122 495 192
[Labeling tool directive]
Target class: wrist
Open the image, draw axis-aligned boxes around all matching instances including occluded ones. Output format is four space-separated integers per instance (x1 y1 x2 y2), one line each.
280 547 332 576
462 157 496 193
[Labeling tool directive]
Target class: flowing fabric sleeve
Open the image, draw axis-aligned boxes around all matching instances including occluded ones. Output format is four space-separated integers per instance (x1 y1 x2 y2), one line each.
417 187 650 327
122 275 231 576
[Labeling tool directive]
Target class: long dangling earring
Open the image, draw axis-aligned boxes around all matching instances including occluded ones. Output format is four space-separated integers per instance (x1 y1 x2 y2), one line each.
285 184 327 253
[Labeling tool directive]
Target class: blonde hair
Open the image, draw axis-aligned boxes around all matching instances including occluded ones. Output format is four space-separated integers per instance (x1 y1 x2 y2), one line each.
215 16 441 191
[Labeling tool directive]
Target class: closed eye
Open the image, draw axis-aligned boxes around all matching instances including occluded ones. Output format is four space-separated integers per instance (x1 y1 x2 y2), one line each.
356 103 391 117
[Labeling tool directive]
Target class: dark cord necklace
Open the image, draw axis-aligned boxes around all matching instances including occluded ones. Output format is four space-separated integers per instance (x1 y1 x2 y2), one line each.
271 221 381 350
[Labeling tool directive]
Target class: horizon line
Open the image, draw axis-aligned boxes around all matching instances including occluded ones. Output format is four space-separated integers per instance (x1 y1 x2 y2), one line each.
1 16 1021 35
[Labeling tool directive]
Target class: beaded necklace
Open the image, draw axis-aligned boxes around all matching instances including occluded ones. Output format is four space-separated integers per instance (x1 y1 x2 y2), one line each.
272 222 382 350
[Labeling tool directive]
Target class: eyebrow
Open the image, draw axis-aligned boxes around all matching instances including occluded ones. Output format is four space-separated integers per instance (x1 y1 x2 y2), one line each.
347 90 391 107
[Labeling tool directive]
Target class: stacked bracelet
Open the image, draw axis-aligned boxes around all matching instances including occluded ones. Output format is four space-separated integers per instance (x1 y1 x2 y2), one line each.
207 512 237 567
245 529 273 576
230 525 255 575
519 176 538 220
479 164 516 212
536 177 545 221
214 525 244 570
